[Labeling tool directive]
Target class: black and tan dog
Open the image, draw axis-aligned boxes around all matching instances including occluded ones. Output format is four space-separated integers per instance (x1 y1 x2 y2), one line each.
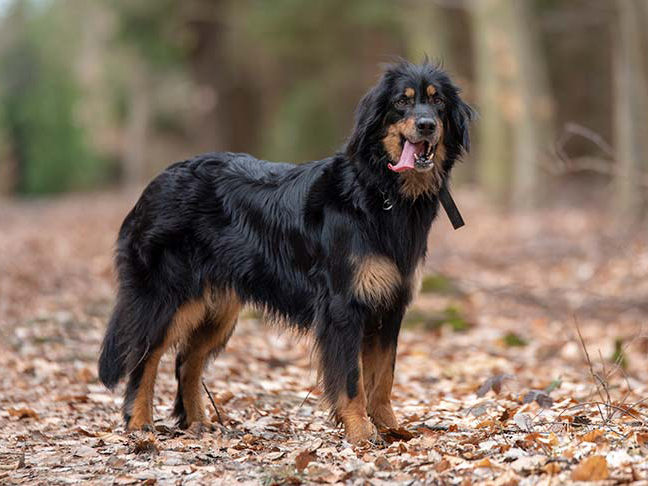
98 60 475 443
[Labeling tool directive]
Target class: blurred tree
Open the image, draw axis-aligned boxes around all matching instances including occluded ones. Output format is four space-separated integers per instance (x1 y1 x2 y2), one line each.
509 0 554 209
111 0 187 183
240 0 399 162
613 0 648 219
471 0 512 205
0 0 106 194
470 0 554 207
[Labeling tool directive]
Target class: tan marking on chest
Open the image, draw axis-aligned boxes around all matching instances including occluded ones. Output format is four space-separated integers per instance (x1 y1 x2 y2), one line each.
352 255 402 306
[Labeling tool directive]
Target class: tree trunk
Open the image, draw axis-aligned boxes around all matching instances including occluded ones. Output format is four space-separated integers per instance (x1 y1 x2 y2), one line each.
470 0 555 208
614 0 648 219
509 1 554 209
471 0 512 205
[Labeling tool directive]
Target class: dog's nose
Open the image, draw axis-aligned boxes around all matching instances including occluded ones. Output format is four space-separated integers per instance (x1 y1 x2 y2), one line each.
416 117 436 134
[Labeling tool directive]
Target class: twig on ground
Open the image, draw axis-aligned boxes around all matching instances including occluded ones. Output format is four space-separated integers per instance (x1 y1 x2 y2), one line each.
202 379 225 427
575 317 610 425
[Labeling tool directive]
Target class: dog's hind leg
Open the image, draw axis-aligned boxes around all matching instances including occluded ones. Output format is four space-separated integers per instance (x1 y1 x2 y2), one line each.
124 296 208 430
173 288 241 429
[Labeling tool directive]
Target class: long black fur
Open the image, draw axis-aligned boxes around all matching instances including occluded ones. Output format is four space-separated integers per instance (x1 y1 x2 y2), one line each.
98 60 475 426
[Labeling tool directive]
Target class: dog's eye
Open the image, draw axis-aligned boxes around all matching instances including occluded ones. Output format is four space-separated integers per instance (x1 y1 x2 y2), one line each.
432 96 445 109
394 97 409 108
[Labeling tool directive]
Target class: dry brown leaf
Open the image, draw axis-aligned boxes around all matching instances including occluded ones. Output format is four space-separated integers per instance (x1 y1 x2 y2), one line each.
636 432 648 446
295 449 317 472
375 455 392 471
580 429 606 444
380 426 414 443
8 408 39 420
476 419 496 428
543 462 561 475
571 456 609 481
475 458 493 468
477 374 515 397
498 407 517 423
130 435 158 455
435 458 451 472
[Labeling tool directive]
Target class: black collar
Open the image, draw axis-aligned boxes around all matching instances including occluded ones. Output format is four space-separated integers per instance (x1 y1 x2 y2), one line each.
439 186 465 230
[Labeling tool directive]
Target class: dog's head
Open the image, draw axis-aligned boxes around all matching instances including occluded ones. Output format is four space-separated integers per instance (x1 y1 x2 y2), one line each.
347 61 476 197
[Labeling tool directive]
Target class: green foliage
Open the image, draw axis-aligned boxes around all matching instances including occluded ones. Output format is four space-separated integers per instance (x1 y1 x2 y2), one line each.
611 338 628 370
544 377 562 394
403 305 472 333
420 274 459 295
111 0 186 70
265 79 339 162
0 0 108 194
502 331 528 347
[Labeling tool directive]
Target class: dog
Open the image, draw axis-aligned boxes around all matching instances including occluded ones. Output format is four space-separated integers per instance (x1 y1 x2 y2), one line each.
98 60 475 443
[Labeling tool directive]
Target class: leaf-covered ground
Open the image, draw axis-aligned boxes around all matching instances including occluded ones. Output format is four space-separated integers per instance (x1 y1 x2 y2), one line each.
1 190 647 485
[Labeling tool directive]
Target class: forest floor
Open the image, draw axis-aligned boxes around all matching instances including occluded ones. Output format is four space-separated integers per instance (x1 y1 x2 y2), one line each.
1 188 648 485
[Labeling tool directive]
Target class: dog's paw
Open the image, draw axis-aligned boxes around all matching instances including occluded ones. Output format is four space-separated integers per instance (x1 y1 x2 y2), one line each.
126 418 155 432
369 403 399 429
186 420 217 434
345 416 378 445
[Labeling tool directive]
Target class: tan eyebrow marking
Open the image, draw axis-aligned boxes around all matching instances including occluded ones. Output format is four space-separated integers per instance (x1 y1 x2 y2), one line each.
404 87 415 98
426 85 436 97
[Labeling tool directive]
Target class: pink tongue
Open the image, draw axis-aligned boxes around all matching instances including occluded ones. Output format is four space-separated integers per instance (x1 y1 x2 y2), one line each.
388 140 424 173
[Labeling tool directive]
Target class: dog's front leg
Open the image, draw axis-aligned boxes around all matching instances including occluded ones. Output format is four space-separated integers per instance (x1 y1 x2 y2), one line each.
316 297 377 444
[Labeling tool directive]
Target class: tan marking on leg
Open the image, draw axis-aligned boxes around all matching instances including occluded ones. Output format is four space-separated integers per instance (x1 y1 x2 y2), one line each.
128 347 164 430
426 84 437 97
336 360 376 444
180 288 241 426
399 139 447 199
363 340 398 429
352 255 401 307
382 118 417 163
404 87 415 98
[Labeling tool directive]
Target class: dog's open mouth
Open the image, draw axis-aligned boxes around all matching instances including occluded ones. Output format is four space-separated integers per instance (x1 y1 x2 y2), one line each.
388 137 436 173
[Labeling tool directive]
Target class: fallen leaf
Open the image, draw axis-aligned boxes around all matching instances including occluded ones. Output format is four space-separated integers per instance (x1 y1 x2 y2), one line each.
131 435 159 455
580 429 606 444
476 419 496 428
522 390 553 408
295 449 317 472
8 408 39 420
498 407 518 424
571 456 609 481
375 455 392 471
513 413 534 432
380 426 414 443
476 458 494 468
543 462 561 475
477 374 515 397
435 458 451 472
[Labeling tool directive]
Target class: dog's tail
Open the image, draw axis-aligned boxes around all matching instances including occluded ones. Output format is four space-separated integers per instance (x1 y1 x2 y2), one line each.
98 297 130 389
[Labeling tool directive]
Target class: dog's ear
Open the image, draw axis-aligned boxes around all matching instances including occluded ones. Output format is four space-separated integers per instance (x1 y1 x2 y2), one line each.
346 83 386 160
449 98 477 153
